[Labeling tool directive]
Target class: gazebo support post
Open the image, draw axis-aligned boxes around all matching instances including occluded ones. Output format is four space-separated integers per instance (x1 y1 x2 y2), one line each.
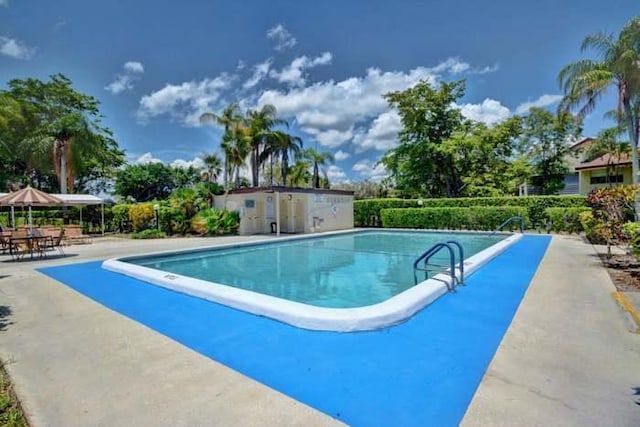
101 203 105 237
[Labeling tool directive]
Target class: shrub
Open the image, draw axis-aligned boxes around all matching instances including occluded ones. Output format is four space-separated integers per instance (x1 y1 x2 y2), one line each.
544 207 591 233
128 203 155 232
380 206 528 231
131 229 166 239
191 208 240 235
579 211 608 244
585 185 638 248
622 222 640 254
355 195 585 227
112 204 131 233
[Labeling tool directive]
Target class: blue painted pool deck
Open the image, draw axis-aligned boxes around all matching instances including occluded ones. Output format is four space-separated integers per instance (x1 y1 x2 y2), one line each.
39 235 551 427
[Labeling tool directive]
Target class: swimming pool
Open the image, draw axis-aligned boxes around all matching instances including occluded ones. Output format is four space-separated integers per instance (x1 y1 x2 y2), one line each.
102 230 522 331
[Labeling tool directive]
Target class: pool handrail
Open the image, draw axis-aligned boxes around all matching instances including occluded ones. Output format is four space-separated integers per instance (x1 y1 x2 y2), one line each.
413 240 463 291
492 215 524 234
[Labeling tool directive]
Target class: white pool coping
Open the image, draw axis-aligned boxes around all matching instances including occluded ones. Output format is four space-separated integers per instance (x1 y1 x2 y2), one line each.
102 230 522 332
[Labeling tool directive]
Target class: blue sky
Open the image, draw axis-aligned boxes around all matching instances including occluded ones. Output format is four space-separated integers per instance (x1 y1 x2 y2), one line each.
0 1 637 183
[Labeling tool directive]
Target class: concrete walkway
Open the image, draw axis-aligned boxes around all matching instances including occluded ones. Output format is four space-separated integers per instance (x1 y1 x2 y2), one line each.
463 235 640 426
0 234 639 426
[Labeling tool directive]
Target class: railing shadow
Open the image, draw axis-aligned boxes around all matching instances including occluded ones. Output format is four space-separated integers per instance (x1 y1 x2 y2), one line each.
0 305 12 331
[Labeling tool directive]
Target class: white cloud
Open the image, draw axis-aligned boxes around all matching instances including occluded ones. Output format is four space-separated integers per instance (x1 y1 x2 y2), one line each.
0 36 35 59
243 59 272 89
171 157 205 169
352 110 402 152
134 152 163 164
303 127 354 148
270 52 332 87
515 94 563 115
258 66 438 149
137 73 235 125
106 61 145 94
266 24 297 51
352 160 388 181
459 98 511 126
124 61 144 73
334 150 350 161
430 57 471 74
474 64 499 74
325 165 347 183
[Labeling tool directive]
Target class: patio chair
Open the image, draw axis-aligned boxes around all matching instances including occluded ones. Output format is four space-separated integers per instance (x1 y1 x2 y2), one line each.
40 228 65 257
63 226 92 245
0 231 16 255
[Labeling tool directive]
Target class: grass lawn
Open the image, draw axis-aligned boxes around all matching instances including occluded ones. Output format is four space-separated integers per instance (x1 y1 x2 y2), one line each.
0 363 26 427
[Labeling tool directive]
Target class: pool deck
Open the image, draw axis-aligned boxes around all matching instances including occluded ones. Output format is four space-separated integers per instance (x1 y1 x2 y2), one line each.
0 234 639 426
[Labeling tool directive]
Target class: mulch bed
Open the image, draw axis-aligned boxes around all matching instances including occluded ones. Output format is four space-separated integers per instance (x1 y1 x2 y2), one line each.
599 252 640 292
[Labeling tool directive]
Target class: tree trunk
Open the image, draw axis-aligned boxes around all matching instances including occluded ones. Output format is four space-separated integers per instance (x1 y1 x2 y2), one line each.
313 162 319 188
59 142 68 194
251 148 259 187
623 101 638 184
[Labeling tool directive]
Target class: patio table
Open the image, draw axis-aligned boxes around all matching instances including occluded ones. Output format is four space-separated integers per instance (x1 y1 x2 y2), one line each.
9 235 52 260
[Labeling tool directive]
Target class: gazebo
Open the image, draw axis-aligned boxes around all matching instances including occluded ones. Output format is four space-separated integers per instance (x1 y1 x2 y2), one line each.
0 189 108 236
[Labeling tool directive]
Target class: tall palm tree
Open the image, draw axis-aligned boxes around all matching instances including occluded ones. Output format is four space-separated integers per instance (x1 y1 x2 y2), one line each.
271 131 303 186
303 148 335 188
226 121 251 188
200 103 243 188
559 17 640 183
202 152 223 183
245 104 287 187
27 112 96 194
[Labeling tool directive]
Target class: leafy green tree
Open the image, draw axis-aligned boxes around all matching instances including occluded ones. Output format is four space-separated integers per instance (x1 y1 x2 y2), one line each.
439 117 522 196
517 108 581 194
559 16 640 183
0 74 124 193
115 163 178 202
380 80 467 197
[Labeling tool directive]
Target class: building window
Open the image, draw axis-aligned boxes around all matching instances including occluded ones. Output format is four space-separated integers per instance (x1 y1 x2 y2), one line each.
589 174 624 184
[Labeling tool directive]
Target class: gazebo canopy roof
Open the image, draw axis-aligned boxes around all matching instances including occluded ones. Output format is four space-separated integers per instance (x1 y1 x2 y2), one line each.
0 186 63 206
0 192 106 206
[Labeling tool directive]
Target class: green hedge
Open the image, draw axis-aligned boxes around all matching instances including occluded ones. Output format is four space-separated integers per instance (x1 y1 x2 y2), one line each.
355 195 586 227
380 207 528 231
544 207 591 234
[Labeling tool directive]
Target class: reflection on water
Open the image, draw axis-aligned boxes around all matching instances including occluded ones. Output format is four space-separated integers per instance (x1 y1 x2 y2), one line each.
131 232 504 308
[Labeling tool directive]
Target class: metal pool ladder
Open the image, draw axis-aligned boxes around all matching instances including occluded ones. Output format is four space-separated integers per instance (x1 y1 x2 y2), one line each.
413 240 464 291
492 215 524 234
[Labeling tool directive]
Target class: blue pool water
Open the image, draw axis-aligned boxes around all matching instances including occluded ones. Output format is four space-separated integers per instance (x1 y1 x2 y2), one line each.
128 231 504 308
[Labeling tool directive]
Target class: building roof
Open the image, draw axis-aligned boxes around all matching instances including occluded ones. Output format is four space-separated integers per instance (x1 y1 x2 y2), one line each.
574 153 631 171
227 186 354 196
569 137 594 151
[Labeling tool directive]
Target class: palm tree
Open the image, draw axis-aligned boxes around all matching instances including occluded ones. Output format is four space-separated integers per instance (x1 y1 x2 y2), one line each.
271 131 303 186
245 104 287 187
227 121 251 188
559 17 640 183
303 148 335 188
288 159 312 187
202 152 223 183
27 112 96 194
200 103 243 188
